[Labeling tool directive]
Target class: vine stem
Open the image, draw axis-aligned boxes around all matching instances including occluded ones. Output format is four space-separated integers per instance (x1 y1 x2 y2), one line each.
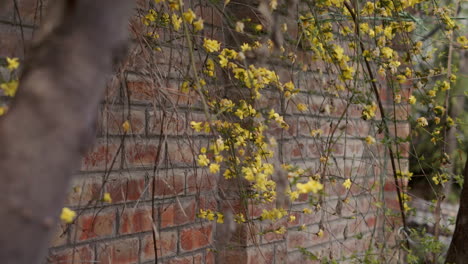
343 1 410 249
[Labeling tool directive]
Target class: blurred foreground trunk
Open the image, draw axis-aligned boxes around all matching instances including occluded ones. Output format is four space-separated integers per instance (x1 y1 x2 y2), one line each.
0 1 131 263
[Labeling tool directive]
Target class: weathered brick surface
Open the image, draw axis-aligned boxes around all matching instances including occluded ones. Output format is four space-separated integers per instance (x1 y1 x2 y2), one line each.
75 209 116 241
141 231 178 260
97 238 140 264
1 1 405 263
47 245 94 264
180 224 213 252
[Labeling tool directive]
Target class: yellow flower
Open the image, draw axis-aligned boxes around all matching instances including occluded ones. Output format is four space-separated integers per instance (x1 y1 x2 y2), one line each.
102 192 112 203
269 0 278 9
0 106 6 116
417 117 428 127
447 116 455 127
235 21 244 33
168 0 181 10
6 57 19 70
408 95 416 104
297 103 307 112
190 121 203 132
255 24 263 32
274 226 286 234
289 215 296 222
198 209 207 218
343 179 352 189
394 93 402 103
0 80 19 97
193 18 204 31
206 210 215 221
361 103 377 120
380 47 393 59
310 129 323 137
218 55 228 68
317 229 324 237
296 179 323 194
209 163 220 173
183 9 196 23
457 36 468 48
364 135 376 145
440 81 450 91
171 14 182 31
281 23 288 32
261 208 287 221
60 207 77 224
319 156 328 164
288 190 299 201
427 90 436 97
216 212 224 223
240 43 251 52
122 120 131 133
197 154 210 167
203 38 221 53
434 105 445 115
234 213 246 223
331 44 344 61
284 81 295 91
302 208 312 214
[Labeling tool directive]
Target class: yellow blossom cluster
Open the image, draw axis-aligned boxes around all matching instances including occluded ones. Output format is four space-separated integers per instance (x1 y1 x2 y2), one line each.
198 209 224 223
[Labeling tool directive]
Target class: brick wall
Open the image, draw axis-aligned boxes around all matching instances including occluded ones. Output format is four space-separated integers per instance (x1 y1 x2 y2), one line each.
0 1 407 263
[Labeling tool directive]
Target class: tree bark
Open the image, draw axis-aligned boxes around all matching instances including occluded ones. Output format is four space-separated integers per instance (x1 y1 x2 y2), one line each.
0 1 132 263
446 156 468 263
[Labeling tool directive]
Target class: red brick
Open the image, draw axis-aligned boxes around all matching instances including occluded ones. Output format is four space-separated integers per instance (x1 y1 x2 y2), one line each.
186 170 217 194
180 225 213 251
206 250 215 264
101 107 146 135
76 210 115 241
166 140 195 164
82 139 121 171
267 116 298 138
247 245 275 264
287 230 311 250
126 80 158 103
66 177 101 206
262 219 287 243
164 257 192 264
287 250 320 264
216 249 247 264
106 176 146 203
47 245 94 264
275 243 287 264
141 231 177 260
198 195 218 212
159 199 196 228
124 140 160 167
97 238 139 264
152 170 185 197
148 110 186 135
119 206 154 234
228 222 260 246
0 0 50 25
282 140 308 160
49 223 68 247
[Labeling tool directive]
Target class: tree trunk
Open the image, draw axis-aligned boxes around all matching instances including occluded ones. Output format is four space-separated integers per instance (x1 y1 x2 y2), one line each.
0 1 132 263
446 157 468 263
